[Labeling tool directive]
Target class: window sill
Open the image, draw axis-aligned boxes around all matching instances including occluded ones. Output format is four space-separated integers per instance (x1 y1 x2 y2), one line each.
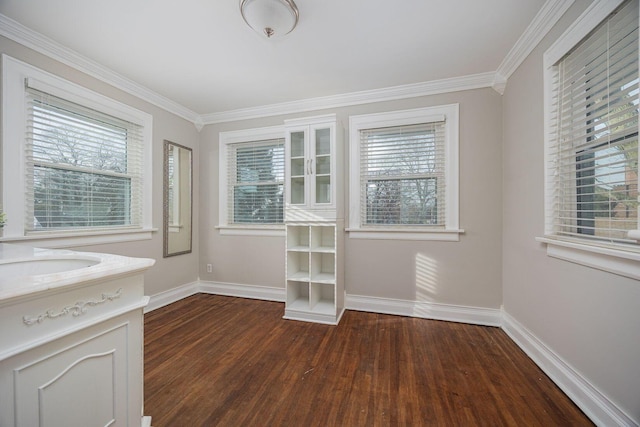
0 228 157 249
347 228 464 241
216 225 285 237
536 236 640 280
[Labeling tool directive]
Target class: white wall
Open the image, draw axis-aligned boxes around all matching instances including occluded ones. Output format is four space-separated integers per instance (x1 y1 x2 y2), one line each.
0 36 201 297
502 1 640 424
199 88 504 311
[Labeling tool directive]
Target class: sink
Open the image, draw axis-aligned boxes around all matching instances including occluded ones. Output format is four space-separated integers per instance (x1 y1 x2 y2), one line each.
0 257 100 281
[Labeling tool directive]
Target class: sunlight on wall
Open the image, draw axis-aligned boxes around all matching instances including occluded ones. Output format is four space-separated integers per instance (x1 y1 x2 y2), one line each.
415 253 439 303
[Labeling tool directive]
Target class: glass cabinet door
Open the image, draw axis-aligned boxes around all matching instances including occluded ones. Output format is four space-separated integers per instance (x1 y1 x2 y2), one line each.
290 130 306 205
314 127 331 204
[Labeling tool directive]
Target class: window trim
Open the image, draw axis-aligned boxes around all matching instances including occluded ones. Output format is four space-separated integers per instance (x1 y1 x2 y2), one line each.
540 0 640 277
218 125 286 237
348 104 462 241
1 55 154 248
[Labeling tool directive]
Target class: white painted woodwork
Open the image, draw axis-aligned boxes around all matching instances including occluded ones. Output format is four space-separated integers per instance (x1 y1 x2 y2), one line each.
284 114 343 222
284 222 345 325
0 244 153 427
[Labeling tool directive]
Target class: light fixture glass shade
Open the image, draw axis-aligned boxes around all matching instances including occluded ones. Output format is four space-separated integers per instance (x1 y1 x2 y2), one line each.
240 0 299 39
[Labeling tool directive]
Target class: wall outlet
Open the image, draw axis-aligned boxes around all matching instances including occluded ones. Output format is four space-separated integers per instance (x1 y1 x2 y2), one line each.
206 263 212 273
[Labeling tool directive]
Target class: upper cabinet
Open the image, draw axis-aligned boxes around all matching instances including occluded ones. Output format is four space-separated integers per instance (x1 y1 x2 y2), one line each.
285 114 343 221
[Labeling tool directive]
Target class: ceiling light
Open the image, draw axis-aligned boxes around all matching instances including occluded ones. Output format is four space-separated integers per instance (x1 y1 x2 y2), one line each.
240 0 299 39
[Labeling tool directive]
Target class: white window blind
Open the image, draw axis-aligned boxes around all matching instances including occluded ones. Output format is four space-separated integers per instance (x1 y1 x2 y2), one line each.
360 122 446 226
227 138 285 224
548 0 639 245
25 85 145 232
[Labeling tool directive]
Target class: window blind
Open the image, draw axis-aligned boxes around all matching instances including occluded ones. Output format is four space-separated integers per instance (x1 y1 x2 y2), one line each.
25 86 145 232
360 122 446 226
549 0 639 244
227 139 285 224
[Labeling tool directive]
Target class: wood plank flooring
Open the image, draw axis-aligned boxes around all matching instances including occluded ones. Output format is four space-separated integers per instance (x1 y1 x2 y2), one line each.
144 294 593 426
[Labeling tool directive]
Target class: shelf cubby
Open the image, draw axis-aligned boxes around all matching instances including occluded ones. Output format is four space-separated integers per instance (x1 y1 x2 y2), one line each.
286 281 309 310
287 251 309 281
310 282 335 314
287 225 309 251
310 252 335 283
310 225 335 252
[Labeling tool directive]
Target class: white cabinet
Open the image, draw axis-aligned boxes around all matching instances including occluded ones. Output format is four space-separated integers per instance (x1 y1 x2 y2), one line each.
0 246 153 427
285 114 342 222
284 223 345 325
284 115 344 324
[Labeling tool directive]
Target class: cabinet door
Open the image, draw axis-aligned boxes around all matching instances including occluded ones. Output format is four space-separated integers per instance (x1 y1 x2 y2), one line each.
286 126 308 206
310 123 334 208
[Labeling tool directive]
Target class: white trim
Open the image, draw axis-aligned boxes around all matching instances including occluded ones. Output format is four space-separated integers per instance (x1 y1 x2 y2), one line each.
2 55 154 247
198 281 285 302
494 0 575 93
544 0 626 69
0 2 577 125
216 225 285 237
536 237 640 280
348 104 460 238
346 228 464 242
202 74 493 124
0 228 156 249
0 14 199 126
346 294 501 327
218 125 285 230
502 311 637 427
144 281 199 313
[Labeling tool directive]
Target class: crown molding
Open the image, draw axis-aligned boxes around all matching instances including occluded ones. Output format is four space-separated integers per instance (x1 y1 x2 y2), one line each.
201 72 496 124
494 0 575 94
0 13 200 126
1 0 574 127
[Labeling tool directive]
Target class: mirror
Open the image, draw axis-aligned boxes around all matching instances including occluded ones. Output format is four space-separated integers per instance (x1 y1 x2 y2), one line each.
163 140 193 257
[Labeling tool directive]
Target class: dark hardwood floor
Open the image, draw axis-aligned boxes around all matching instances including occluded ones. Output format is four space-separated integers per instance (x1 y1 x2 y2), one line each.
144 294 592 426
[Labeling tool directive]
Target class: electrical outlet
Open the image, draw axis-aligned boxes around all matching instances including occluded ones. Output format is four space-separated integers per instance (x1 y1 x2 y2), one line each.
206 263 212 273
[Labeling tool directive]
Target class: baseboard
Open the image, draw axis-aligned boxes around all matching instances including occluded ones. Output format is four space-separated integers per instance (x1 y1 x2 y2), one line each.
501 311 636 427
144 281 199 313
198 280 285 302
346 294 502 327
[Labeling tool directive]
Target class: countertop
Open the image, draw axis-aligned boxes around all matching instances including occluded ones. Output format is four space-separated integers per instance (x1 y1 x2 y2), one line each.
0 243 155 302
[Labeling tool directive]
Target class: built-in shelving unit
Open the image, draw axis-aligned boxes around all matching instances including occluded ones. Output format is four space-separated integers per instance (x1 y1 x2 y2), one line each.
284 114 344 325
284 223 344 325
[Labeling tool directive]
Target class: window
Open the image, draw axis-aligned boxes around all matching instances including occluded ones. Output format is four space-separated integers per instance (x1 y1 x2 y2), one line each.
218 126 285 235
2 55 153 247
348 104 461 241
541 0 640 278
26 86 143 230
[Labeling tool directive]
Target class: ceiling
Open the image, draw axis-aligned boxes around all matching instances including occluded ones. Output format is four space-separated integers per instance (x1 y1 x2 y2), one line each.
0 0 546 117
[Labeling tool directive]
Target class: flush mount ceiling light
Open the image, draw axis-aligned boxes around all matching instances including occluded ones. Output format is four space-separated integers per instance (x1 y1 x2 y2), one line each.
240 0 299 39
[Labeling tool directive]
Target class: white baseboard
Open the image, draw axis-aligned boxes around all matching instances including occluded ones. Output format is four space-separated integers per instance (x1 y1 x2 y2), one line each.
198 280 285 302
502 311 636 427
346 294 502 327
144 281 199 313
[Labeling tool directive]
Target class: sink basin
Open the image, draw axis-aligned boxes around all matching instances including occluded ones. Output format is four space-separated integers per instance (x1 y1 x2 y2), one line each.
0 257 100 281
